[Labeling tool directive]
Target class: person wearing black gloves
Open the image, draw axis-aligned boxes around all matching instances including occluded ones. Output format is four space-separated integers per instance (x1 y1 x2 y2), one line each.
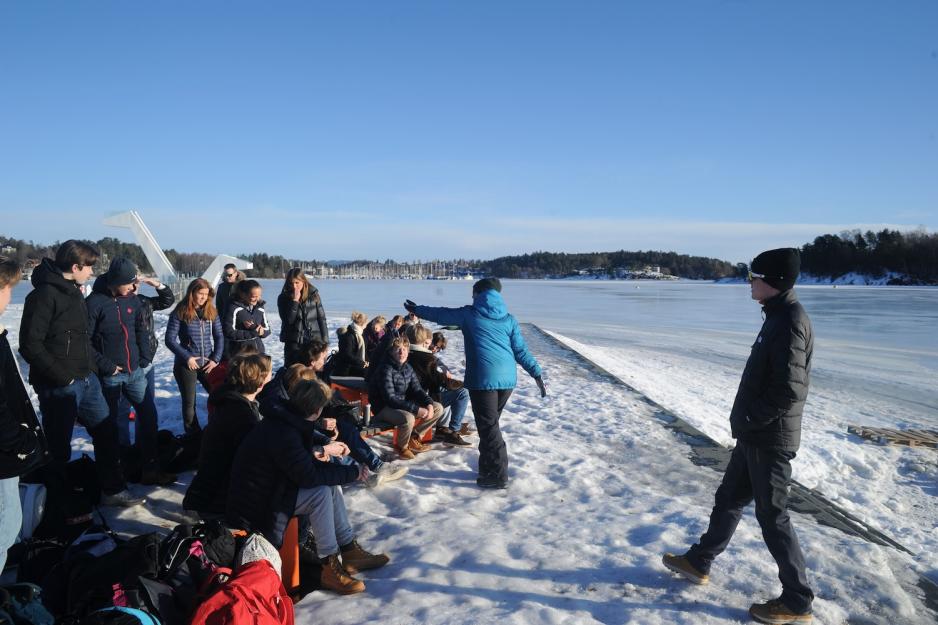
404 277 545 489
0 256 49 570
662 248 815 625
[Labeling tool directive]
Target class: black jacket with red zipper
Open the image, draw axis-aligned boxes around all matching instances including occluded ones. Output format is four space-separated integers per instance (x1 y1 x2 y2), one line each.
86 274 149 375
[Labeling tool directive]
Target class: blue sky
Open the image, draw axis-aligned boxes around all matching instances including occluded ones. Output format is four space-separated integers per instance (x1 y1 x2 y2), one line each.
1 1 935 264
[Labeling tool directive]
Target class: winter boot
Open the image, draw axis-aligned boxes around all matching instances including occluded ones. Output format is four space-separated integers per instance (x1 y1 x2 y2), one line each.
319 554 365 594
749 598 812 624
408 435 430 453
396 446 416 460
340 540 389 574
662 553 709 585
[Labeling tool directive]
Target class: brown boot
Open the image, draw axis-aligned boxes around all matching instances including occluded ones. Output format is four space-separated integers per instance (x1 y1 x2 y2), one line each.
341 540 390 574
396 446 416 460
319 553 365 594
409 435 430 453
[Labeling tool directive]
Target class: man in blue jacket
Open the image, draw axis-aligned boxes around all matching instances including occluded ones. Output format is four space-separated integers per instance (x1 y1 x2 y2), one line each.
87 257 174 488
405 278 546 489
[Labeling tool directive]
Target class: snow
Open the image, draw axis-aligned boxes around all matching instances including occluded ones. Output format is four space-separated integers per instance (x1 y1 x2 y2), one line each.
3 280 937 624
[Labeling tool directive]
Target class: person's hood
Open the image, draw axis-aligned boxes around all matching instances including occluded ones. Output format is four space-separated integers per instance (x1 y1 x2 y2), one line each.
259 395 319 436
472 289 509 320
208 386 259 412
409 344 432 354
31 258 79 295
91 274 111 295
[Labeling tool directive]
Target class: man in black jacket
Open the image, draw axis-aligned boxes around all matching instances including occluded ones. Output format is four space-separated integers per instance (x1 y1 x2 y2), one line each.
663 248 814 624
19 241 141 507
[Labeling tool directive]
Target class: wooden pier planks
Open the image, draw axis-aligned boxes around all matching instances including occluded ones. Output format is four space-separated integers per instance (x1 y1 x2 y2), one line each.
847 425 938 449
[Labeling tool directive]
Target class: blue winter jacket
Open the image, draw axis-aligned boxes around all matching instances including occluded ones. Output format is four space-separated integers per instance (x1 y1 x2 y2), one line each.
165 308 225 366
414 289 541 391
86 276 148 374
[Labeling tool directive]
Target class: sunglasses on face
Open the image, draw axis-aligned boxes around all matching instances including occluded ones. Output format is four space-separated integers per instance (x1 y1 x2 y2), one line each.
225 273 237 279
748 270 766 281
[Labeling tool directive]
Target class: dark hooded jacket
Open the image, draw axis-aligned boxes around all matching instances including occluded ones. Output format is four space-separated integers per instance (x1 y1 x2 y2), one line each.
407 346 448 400
222 298 270 355
277 288 328 347
136 284 176 366
729 289 813 452
225 396 359 548
19 258 97 387
86 275 148 374
183 387 262 515
0 328 49 479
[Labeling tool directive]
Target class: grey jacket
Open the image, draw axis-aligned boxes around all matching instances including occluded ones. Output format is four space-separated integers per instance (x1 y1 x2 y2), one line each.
729 289 813 452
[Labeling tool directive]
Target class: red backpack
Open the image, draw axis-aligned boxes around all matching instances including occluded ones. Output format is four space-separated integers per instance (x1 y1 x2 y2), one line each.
189 560 294 625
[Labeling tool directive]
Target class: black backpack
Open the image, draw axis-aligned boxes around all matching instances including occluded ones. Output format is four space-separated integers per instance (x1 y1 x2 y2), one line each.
25 455 100 543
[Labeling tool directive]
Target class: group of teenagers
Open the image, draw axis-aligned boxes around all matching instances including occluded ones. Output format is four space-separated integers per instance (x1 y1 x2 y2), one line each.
0 241 547 597
1 240 819 623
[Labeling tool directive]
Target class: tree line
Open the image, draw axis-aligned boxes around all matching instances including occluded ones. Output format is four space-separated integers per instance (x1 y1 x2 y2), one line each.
2 228 936 283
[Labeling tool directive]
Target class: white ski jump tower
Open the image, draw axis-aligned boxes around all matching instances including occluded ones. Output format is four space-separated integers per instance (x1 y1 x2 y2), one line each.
102 210 253 296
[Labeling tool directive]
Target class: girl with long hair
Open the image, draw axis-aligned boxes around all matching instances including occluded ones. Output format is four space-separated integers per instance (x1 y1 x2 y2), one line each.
277 267 328 366
165 278 224 434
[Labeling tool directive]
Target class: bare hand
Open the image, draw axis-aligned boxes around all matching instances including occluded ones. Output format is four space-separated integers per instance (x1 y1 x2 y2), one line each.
322 418 337 432
203 360 218 374
416 406 431 420
187 357 200 371
324 442 349 457
357 464 370 482
293 284 303 302
139 276 161 288
112 366 123 375
256 326 266 336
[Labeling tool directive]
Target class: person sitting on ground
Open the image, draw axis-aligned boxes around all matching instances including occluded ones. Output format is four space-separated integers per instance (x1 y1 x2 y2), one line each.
222 279 270 356
165 278 224 435
368 336 444 460
363 315 386 364
258 340 408 487
332 311 368 377
226 379 389 595
277 267 329 366
183 352 272 519
405 324 470 447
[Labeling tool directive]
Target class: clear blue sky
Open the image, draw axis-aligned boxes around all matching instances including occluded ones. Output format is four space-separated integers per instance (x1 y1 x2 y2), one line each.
1 1 935 264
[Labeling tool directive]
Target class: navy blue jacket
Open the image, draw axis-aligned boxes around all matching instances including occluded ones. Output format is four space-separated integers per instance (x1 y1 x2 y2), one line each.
369 357 433 415
86 275 148 374
225 396 359 548
414 289 541 390
165 308 225 366
222 299 270 355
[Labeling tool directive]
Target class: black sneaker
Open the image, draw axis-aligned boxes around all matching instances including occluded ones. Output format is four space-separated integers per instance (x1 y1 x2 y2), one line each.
476 475 508 490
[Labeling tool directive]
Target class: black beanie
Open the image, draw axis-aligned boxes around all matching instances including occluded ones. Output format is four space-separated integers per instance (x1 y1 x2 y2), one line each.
106 257 138 287
472 277 502 295
750 248 800 292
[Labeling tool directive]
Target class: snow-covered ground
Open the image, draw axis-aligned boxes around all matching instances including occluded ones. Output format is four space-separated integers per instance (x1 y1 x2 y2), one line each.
3 279 937 624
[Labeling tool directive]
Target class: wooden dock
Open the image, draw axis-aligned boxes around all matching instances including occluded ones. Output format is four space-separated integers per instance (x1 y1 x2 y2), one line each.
847 425 938 449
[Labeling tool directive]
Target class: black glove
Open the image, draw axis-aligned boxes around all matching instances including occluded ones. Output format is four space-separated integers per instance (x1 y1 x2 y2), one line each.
534 375 547 398
403 299 417 313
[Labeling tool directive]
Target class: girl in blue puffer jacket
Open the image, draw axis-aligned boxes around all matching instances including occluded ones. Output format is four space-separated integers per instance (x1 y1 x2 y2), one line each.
405 278 545 489
166 278 224 433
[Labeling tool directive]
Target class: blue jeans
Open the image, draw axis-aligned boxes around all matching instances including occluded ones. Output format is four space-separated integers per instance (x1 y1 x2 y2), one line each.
117 365 157 446
337 419 382 472
440 387 470 431
0 477 20 571
35 375 125 494
294 485 355 559
101 368 159 473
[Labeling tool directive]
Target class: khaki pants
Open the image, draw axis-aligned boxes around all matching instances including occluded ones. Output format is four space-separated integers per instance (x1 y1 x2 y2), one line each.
377 401 443 448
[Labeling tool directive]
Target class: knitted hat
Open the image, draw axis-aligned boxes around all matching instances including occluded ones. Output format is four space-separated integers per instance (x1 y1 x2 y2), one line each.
472 277 502 295
751 248 800 292
105 257 138 287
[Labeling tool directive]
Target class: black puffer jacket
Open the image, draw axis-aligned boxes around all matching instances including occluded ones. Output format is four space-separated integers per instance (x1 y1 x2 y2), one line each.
137 284 175 365
225 396 358 548
222 299 270 355
277 289 328 347
19 259 96 387
729 289 813 452
369 357 433 415
183 388 261 515
0 329 49 479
